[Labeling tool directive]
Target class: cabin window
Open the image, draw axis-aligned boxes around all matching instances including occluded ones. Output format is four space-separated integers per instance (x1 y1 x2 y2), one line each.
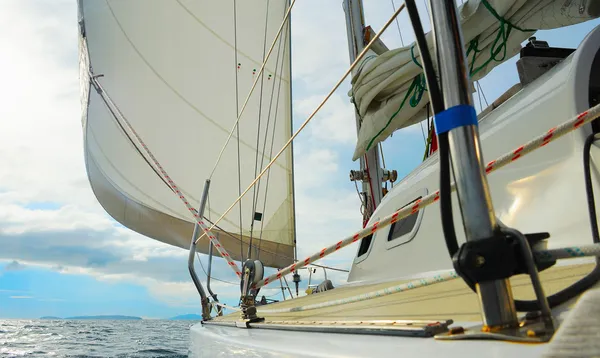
357 234 373 257
589 47 600 133
387 211 419 242
386 196 423 248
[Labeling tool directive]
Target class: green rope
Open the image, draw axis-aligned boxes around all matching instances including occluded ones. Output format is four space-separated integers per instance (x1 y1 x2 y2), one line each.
467 0 535 76
410 44 423 69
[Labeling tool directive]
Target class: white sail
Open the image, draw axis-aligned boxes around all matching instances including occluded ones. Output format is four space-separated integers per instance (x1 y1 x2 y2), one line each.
351 0 600 160
78 0 295 268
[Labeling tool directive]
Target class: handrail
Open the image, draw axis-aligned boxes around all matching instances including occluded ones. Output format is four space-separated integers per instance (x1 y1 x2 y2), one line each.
206 240 218 303
188 179 212 320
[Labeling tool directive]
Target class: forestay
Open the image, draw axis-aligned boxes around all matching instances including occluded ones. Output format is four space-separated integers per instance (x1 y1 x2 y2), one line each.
78 0 295 268
351 0 600 161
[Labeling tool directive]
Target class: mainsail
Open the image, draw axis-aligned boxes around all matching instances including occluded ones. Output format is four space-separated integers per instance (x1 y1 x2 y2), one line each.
351 0 600 160
78 0 295 268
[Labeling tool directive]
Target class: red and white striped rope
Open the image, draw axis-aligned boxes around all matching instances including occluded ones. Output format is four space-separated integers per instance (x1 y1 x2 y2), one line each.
253 103 600 289
92 77 242 278
483 107 596 174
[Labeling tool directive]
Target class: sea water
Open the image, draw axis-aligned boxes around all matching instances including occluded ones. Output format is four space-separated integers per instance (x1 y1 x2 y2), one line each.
0 319 193 357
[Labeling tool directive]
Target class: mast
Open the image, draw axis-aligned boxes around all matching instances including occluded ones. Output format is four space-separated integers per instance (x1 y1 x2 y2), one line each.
287 0 298 263
343 0 384 224
427 1 518 328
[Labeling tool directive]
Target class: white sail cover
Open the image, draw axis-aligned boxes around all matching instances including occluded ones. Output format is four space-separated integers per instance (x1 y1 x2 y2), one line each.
351 0 600 160
78 0 295 268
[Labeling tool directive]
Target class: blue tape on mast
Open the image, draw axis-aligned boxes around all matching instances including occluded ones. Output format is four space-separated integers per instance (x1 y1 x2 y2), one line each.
434 105 477 134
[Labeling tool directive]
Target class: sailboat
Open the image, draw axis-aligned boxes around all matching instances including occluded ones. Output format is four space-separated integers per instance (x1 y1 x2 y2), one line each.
78 0 600 356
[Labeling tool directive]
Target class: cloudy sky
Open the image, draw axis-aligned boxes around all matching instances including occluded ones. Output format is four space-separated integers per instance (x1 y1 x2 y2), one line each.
1 0 599 319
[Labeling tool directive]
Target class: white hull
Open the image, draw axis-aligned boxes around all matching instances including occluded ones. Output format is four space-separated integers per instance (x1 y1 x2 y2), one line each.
189 322 546 358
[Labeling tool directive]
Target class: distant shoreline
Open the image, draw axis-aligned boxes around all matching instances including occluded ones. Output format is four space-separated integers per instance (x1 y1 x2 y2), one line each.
38 314 202 320
40 315 142 320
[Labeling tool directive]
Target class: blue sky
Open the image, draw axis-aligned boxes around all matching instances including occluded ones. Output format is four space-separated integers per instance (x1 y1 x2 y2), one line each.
1 0 599 319
0 261 182 319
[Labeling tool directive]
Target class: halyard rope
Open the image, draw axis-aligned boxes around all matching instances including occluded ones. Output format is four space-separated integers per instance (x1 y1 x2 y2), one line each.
252 103 600 289
91 77 242 278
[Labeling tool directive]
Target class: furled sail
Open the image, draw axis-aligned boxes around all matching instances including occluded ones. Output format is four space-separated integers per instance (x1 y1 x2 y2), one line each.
351 0 600 160
78 0 295 268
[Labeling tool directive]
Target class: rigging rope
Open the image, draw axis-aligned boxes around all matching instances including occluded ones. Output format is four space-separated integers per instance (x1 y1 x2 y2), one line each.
195 3 407 245
196 253 238 286
476 81 484 112
209 0 296 180
476 80 489 107
257 17 289 260
391 0 405 46
249 0 272 258
252 103 600 289
233 0 245 263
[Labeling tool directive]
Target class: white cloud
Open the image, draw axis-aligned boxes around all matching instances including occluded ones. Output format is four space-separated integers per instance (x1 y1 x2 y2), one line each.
294 94 357 145
0 204 113 235
0 2 96 210
10 296 33 299
291 1 352 90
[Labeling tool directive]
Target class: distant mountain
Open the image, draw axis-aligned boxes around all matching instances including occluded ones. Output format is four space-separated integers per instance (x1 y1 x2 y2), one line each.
68 315 142 320
40 315 142 320
169 314 202 320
